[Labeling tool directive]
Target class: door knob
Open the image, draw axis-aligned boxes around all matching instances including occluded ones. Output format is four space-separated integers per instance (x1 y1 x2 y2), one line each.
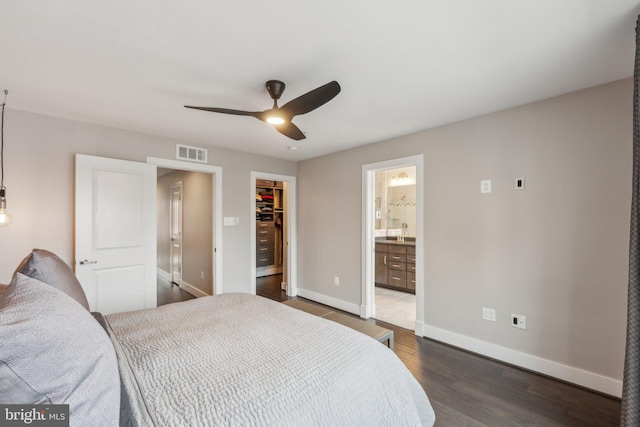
79 259 98 265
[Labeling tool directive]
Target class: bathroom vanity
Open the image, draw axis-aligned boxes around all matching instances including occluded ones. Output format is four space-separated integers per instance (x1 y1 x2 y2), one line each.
375 239 416 294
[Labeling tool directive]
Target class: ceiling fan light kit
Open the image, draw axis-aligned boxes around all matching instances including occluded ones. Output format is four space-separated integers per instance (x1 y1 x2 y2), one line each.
185 80 340 141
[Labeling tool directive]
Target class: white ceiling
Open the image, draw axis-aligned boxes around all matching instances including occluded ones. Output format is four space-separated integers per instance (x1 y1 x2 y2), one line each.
1 1 639 161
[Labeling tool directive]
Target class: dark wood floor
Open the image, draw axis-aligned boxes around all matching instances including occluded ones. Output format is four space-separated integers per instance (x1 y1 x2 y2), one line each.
158 274 621 425
157 276 196 306
256 274 622 427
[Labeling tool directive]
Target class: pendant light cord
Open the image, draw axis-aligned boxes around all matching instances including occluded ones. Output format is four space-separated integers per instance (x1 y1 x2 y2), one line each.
1 90 6 189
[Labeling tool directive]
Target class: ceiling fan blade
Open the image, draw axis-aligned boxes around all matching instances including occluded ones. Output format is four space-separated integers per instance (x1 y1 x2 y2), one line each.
184 106 262 119
275 121 306 140
279 81 341 118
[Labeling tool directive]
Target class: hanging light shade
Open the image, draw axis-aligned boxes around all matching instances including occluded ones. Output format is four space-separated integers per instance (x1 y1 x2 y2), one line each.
0 90 11 227
0 186 11 227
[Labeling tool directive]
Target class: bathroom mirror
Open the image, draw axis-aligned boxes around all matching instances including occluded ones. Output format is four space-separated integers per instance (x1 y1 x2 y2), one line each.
374 167 417 239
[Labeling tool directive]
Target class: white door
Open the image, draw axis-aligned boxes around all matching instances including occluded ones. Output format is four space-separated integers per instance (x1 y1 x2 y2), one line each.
75 154 157 315
169 181 183 285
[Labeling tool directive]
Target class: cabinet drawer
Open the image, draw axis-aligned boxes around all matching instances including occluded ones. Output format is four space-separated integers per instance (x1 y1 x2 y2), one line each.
407 263 416 273
407 272 416 291
257 221 274 229
407 254 416 263
256 228 274 238
388 253 406 263
406 246 415 255
388 261 406 271
388 270 406 288
257 236 274 247
375 243 388 253
256 252 274 267
388 245 407 255
257 244 272 253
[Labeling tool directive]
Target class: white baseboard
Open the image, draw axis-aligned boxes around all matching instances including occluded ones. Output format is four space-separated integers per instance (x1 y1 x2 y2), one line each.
422 324 622 398
158 269 210 299
296 288 360 315
156 268 171 282
414 320 425 337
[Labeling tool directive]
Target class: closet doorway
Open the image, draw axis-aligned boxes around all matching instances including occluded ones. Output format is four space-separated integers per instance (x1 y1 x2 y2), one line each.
362 155 424 335
251 172 297 297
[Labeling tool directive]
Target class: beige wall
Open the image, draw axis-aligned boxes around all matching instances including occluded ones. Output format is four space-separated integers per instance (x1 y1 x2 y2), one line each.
0 109 297 293
0 78 631 391
297 78 632 384
157 170 213 295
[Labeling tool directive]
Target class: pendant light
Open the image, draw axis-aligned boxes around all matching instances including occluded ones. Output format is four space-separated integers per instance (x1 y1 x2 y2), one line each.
0 90 12 227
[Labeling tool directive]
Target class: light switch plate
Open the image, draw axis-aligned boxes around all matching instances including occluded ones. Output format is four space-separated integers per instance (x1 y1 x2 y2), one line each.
480 180 492 194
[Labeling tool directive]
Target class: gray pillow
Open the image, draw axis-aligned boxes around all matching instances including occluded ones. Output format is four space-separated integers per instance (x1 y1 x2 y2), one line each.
0 273 119 426
14 249 90 310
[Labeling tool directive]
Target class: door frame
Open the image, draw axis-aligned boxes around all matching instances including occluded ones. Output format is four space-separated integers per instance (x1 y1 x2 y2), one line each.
361 154 424 335
147 157 223 294
250 171 297 297
169 181 183 286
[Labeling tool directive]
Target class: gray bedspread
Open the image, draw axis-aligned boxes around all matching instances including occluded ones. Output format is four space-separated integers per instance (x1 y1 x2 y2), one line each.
105 294 435 426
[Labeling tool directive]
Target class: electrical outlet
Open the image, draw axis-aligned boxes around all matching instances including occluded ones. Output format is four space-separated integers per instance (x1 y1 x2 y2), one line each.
511 314 526 329
515 177 525 190
480 180 492 194
482 307 496 322
334 276 340 286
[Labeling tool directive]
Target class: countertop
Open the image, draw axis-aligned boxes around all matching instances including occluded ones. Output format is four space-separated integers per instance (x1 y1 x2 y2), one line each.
375 238 416 247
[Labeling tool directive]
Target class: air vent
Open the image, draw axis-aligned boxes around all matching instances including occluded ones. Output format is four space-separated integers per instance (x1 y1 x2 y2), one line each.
176 144 208 163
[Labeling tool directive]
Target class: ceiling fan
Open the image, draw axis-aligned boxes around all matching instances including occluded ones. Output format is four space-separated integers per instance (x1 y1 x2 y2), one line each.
185 80 341 140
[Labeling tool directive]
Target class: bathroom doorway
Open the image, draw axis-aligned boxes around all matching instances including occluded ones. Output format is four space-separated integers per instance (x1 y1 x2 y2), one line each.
361 155 424 335
372 167 417 329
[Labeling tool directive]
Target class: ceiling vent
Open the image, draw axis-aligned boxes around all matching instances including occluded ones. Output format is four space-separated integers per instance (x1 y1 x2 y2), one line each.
176 144 207 163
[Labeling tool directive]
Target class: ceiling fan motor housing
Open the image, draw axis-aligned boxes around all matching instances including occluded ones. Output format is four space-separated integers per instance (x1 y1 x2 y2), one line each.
266 80 286 100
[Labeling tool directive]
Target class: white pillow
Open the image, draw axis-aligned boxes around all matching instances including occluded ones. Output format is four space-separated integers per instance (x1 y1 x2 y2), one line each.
0 273 119 427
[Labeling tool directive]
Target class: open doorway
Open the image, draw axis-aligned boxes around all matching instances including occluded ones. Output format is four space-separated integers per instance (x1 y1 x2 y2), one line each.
157 169 213 299
148 157 223 302
362 155 424 335
372 167 417 329
251 171 297 298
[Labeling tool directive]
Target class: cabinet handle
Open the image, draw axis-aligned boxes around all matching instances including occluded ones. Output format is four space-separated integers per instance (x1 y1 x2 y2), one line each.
392 276 401 280
412 280 416 283
384 255 387 265
260 248 268 251
259 231 268 234
392 264 401 268
260 258 268 262
260 239 268 243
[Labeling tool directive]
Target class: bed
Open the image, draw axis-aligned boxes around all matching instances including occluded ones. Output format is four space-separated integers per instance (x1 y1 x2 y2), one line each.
0 249 435 426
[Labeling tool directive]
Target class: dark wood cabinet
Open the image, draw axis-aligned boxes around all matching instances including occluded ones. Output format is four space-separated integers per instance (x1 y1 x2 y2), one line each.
256 222 275 267
256 182 283 274
375 242 415 294
375 248 388 285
